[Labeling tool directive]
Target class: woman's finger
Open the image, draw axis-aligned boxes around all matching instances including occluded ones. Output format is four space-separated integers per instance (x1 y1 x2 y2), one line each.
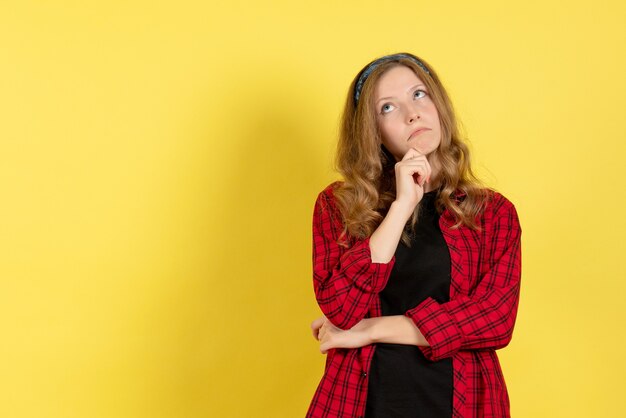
401 154 431 169
400 157 432 184
318 323 327 342
319 329 334 354
310 317 325 339
398 161 429 186
401 147 421 161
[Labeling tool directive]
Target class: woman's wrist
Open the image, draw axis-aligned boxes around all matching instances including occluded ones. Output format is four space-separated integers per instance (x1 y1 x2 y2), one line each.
350 318 377 346
365 317 383 343
369 201 415 263
365 316 429 346
390 200 416 221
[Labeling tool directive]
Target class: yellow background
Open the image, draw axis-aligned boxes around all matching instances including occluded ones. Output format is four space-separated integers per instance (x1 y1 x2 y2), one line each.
1 1 624 417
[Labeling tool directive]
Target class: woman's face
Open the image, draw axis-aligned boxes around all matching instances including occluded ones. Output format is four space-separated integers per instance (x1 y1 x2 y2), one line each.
374 65 441 161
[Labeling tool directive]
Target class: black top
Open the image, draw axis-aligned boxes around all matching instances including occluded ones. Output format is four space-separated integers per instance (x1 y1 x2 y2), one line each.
365 190 453 418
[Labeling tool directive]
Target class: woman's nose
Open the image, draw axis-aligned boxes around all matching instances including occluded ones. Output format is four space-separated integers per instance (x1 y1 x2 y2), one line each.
406 106 420 123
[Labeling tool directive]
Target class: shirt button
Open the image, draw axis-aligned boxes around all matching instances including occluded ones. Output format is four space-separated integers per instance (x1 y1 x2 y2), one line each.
362 372 367 377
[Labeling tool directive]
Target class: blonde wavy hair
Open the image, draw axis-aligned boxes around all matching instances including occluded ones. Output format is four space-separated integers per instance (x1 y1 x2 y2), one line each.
333 53 490 247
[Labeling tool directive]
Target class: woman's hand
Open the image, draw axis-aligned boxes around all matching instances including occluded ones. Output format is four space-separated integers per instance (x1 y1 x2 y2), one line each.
310 316 374 354
394 147 432 211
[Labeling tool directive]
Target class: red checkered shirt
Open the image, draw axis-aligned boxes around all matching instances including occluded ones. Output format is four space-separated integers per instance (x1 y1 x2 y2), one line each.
306 181 522 418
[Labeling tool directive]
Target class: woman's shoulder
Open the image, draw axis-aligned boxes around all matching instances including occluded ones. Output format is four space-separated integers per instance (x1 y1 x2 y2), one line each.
315 181 343 215
315 181 343 204
312 182 347 234
448 186 515 210
477 188 520 228
319 180 343 196
483 188 517 212
451 186 517 220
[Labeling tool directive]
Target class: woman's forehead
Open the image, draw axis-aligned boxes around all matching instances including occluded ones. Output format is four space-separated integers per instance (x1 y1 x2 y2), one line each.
375 66 424 97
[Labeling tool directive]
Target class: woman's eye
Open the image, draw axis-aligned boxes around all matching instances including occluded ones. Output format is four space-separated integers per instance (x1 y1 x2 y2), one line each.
381 103 395 114
414 90 426 99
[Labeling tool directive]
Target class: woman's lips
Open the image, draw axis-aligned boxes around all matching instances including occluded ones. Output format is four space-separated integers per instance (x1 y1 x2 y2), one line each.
408 128 430 140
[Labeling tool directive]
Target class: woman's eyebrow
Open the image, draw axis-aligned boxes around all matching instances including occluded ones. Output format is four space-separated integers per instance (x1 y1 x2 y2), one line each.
375 84 426 104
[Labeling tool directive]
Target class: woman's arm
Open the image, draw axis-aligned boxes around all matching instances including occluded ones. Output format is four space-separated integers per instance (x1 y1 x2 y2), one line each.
312 193 521 358
312 315 430 354
404 194 522 361
369 148 433 263
312 186 396 330
314 150 432 329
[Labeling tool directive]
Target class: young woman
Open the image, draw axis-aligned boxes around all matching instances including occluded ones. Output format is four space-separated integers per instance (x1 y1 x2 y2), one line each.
306 53 522 418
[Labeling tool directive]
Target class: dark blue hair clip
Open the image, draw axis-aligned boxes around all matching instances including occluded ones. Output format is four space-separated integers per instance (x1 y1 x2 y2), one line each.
354 53 430 105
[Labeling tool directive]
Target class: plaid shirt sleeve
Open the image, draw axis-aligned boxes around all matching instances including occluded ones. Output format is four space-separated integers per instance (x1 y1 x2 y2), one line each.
405 193 522 361
312 184 395 329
